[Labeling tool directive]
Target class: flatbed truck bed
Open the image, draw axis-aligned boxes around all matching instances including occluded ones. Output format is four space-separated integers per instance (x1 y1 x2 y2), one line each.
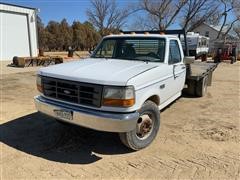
185 62 218 96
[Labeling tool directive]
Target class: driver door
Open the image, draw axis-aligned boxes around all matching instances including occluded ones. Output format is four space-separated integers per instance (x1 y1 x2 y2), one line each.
168 40 186 97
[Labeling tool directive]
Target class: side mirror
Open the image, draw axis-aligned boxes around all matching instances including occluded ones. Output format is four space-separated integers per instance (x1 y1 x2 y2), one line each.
184 56 195 64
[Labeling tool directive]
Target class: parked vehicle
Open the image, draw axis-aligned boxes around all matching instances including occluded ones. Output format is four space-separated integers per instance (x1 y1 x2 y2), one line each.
213 42 238 64
180 32 209 61
35 30 217 150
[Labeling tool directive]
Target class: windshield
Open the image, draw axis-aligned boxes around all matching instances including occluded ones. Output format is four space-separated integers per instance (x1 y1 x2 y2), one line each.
92 37 166 62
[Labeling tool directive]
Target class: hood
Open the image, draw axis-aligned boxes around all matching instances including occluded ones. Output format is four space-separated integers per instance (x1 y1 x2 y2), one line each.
39 58 158 86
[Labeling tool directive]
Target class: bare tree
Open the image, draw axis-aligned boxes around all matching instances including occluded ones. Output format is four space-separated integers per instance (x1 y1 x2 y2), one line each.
181 0 219 31
139 0 187 30
217 0 240 39
233 24 240 39
130 15 160 31
206 12 222 26
86 0 133 36
223 18 240 38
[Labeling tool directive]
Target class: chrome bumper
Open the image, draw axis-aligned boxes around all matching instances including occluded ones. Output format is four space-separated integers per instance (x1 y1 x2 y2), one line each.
34 96 139 132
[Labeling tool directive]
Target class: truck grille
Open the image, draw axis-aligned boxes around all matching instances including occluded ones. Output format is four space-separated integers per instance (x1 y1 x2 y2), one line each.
42 76 103 107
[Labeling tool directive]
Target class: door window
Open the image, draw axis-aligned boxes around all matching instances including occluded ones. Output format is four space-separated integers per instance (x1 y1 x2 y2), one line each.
169 40 181 64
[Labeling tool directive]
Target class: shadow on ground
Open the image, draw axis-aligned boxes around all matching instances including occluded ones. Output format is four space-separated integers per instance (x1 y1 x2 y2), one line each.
0 112 132 164
181 88 199 98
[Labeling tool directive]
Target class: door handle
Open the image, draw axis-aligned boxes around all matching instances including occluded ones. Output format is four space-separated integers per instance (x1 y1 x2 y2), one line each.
173 64 185 79
173 65 179 79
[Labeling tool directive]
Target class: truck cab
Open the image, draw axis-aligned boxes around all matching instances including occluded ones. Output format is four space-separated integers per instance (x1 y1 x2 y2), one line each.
35 32 216 150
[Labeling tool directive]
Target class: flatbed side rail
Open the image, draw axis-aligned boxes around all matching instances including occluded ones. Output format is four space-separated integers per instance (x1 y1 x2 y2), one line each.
187 62 218 81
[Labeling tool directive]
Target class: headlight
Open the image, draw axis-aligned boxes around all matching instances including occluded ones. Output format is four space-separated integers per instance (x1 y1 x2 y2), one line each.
36 75 43 93
102 86 135 107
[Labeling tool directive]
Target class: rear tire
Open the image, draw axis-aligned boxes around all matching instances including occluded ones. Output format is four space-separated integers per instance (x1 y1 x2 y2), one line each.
196 75 208 97
119 101 160 150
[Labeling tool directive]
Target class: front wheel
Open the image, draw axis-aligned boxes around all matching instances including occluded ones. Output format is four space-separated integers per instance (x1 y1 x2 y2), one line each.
119 101 160 150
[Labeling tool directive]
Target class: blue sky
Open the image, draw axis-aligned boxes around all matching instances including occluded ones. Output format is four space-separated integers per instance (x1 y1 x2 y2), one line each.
2 0 235 30
2 0 181 29
2 0 98 24
2 0 137 25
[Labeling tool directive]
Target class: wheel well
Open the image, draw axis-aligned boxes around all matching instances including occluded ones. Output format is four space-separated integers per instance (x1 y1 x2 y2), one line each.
146 95 160 105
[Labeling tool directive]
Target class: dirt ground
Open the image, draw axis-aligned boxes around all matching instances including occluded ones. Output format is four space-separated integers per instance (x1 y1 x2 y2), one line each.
0 61 240 179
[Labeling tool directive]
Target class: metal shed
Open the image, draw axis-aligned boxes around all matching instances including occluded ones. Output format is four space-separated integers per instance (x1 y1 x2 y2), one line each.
0 3 38 61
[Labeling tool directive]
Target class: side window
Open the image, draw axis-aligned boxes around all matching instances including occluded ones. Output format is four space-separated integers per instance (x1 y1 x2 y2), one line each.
169 40 181 64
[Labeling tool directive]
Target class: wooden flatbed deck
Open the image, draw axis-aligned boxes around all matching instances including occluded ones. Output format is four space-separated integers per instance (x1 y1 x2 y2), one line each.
187 62 218 80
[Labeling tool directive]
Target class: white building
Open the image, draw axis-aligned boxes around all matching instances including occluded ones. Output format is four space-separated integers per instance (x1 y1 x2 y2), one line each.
192 23 239 53
0 3 38 61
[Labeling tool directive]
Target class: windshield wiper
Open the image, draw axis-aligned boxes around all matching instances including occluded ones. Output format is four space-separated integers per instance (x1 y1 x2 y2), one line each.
134 57 151 64
143 59 150 64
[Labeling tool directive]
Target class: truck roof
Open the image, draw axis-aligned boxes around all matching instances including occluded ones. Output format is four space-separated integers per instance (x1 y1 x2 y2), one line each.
104 34 178 39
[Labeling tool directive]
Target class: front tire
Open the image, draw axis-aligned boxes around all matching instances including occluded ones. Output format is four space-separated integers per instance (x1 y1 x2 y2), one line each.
119 101 160 150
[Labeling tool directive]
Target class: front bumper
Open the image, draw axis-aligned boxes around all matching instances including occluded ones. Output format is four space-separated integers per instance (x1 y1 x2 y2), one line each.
34 96 139 132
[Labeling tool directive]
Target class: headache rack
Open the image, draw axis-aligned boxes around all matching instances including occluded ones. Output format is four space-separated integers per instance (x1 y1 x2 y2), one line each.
120 29 189 56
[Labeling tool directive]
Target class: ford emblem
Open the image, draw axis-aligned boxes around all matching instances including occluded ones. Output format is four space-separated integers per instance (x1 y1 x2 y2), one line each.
63 90 71 95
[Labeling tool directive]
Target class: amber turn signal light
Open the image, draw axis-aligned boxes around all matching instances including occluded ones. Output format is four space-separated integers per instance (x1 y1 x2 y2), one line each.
37 84 43 93
103 98 135 107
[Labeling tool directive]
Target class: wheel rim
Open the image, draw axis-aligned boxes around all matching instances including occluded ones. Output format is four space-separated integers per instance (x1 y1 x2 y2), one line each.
136 113 154 140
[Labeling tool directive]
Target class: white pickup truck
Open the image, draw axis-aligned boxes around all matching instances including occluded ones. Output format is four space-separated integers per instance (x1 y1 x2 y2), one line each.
35 30 217 150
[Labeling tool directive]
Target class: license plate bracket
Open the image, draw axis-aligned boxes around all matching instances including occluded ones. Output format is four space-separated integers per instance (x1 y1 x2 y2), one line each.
54 109 73 121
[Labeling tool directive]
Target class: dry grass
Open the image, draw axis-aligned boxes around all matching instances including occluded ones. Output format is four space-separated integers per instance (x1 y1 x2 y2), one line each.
1 61 239 179
44 51 89 59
